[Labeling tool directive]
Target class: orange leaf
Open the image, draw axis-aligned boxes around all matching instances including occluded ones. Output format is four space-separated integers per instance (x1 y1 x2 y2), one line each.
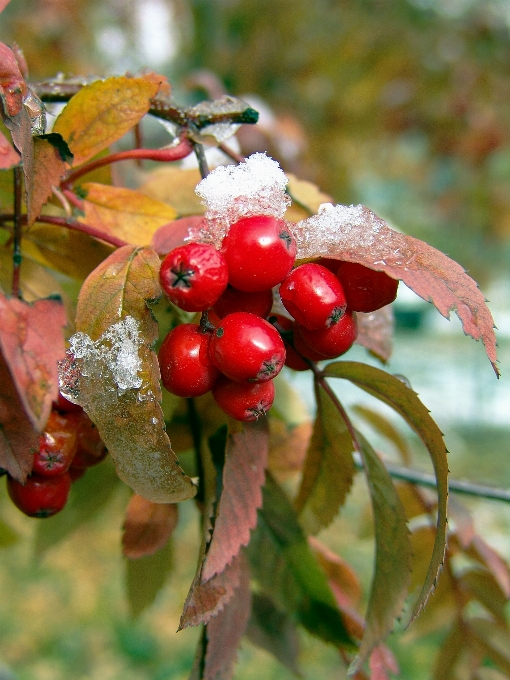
80 183 177 245
295 204 498 374
27 134 71 225
53 76 160 166
151 216 205 256
0 129 20 169
122 494 179 559
0 292 67 431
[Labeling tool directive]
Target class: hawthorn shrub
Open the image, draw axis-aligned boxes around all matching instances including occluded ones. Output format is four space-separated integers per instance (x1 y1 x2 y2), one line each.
0 13 508 680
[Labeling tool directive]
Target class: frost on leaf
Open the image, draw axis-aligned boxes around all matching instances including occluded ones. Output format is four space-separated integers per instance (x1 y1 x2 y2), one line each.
193 152 290 246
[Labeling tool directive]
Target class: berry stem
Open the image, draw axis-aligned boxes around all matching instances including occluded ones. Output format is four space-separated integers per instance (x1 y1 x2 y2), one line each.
192 141 210 179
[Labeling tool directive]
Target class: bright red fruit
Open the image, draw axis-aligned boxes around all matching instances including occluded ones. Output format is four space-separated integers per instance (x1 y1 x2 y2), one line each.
209 312 286 383
32 411 79 476
158 324 220 398
296 310 358 359
213 285 273 319
70 412 108 469
270 314 310 371
279 263 347 329
221 215 296 291
293 324 330 361
335 261 399 313
7 472 71 518
212 376 275 421
159 243 228 312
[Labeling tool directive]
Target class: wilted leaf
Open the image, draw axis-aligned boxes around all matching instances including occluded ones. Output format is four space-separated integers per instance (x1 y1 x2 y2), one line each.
323 361 448 622
347 432 412 674
53 76 160 166
247 474 353 648
294 382 355 534
0 291 67 431
245 593 301 676
126 536 173 618
80 183 177 246
151 216 205 256
27 134 72 225
122 494 179 559
0 129 19 168
61 245 196 503
355 307 394 364
202 420 269 582
138 166 203 216
294 205 498 374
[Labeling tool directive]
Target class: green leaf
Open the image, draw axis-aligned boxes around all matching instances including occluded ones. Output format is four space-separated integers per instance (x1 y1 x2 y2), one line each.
247 474 353 649
294 381 355 534
125 537 174 618
322 361 448 623
348 432 412 674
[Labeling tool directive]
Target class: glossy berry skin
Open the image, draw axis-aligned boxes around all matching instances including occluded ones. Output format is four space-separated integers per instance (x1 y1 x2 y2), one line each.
213 285 273 319
159 243 228 312
212 376 275 421
7 472 71 518
279 263 347 329
296 310 358 359
270 314 310 371
293 324 330 362
335 262 399 313
221 215 296 292
159 324 220 398
70 412 108 469
32 410 79 476
210 312 286 383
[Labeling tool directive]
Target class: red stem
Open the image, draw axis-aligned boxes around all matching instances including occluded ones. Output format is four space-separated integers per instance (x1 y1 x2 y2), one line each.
61 136 194 189
62 188 85 211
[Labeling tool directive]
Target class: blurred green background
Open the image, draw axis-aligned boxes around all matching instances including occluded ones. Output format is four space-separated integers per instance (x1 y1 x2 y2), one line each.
1 1 510 678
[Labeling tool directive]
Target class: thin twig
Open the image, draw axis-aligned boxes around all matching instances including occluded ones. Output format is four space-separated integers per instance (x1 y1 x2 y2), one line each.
11 166 23 299
218 142 245 164
193 141 210 178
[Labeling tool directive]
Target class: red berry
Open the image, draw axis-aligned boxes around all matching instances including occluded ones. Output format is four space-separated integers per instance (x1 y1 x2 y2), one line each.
221 215 296 292
158 324 220 398
53 392 82 414
210 312 286 383
335 262 399 313
213 285 273 319
279 263 347 329
70 412 108 469
159 243 228 312
7 472 71 518
296 311 358 359
32 410 79 476
293 324 330 361
212 376 275 421
270 314 310 371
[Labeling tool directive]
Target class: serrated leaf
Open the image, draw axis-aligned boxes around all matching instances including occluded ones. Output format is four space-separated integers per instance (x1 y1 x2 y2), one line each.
27 134 71 225
0 292 67 431
63 245 196 503
138 166 203 216
294 382 355 534
295 205 498 374
347 432 412 675
53 76 160 166
352 404 411 464
122 494 179 559
126 536 174 618
0 129 20 168
322 361 448 623
202 420 268 581
355 307 394 364
247 474 353 648
80 183 177 246
245 593 301 676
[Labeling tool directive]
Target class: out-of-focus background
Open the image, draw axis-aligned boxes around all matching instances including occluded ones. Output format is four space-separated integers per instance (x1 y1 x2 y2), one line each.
1 1 509 678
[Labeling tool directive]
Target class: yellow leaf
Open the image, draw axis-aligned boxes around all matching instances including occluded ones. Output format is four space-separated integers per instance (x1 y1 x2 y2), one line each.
80 183 177 245
285 173 333 222
53 76 160 166
138 166 204 216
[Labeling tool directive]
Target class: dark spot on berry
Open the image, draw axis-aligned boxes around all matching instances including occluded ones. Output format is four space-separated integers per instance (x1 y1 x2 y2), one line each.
170 262 195 289
326 305 346 328
279 230 293 250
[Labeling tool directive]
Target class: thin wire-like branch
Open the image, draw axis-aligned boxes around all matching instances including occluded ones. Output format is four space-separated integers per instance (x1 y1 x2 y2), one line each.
218 142 245 164
193 141 210 178
11 166 23 298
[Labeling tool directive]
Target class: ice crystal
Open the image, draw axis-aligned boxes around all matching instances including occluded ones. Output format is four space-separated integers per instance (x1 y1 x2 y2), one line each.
192 152 291 246
291 203 416 266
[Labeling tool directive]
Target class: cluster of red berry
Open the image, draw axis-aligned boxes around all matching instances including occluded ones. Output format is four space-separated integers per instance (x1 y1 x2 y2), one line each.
6 394 108 518
158 214 399 421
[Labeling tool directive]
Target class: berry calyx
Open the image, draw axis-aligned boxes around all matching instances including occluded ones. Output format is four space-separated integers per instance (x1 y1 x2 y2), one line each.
221 215 296 292
158 323 220 398
212 376 275 421
7 472 71 518
296 310 358 359
32 410 79 476
209 312 286 383
213 284 273 319
279 263 347 329
159 243 228 312
335 261 399 313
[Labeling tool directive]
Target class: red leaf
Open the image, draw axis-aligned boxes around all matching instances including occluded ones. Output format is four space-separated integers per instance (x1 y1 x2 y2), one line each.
0 129 20 169
0 292 67 431
0 351 39 481
355 307 394 363
0 42 27 117
202 419 269 582
295 204 498 374
0 2 11 13
122 494 179 559
151 216 205 256
369 645 399 680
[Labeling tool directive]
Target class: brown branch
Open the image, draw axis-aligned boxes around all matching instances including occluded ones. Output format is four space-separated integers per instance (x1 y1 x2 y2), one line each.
11 166 23 298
